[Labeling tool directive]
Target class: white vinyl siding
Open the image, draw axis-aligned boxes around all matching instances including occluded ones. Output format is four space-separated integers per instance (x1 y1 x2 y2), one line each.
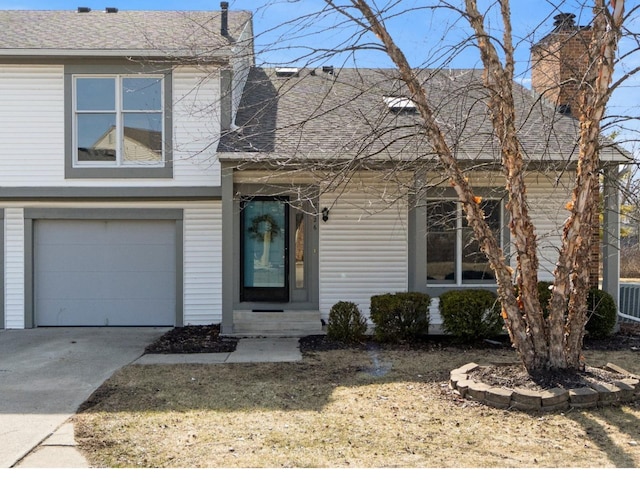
525 172 573 280
183 204 223 325
172 66 222 186
0 64 222 187
319 178 408 320
4 209 25 329
0 65 65 184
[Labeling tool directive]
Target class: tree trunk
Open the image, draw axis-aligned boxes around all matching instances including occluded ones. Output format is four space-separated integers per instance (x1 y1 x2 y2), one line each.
550 0 624 370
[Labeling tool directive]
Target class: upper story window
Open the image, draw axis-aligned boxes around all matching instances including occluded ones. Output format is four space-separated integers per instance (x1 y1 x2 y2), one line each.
65 65 173 179
426 199 502 284
74 75 163 166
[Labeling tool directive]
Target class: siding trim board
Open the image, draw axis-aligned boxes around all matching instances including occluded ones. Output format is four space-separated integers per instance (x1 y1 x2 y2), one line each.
23 208 184 328
0 187 221 200
0 209 3 329
0 52 233 61
25 208 184 220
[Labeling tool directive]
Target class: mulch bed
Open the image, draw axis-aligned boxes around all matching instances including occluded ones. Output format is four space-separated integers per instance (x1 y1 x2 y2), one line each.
467 362 630 391
144 324 237 354
145 322 640 355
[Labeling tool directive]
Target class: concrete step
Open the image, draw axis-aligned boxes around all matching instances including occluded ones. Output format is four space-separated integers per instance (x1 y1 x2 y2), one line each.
232 310 324 336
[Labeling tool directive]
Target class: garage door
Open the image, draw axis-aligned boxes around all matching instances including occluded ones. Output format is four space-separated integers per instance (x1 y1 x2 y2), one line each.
34 220 176 326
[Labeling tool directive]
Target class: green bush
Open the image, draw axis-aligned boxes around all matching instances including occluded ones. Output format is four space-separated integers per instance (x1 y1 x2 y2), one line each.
370 292 430 343
586 288 617 339
326 301 368 343
439 289 504 341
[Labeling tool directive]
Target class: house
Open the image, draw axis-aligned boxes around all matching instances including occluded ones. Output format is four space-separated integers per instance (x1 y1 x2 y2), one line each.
0 6 627 335
0 5 254 329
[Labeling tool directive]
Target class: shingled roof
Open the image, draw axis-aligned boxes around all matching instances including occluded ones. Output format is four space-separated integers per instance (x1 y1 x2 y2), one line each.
219 67 625 165
0 9 252 57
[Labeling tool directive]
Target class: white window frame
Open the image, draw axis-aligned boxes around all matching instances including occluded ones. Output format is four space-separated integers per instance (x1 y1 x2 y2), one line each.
72 74 165 168
426 198 503 286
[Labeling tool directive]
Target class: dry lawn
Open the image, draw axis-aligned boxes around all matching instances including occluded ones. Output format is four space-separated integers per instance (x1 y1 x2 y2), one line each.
73 346 640 468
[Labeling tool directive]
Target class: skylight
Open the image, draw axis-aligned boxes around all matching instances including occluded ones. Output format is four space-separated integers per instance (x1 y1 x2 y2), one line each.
275 67 300 77
383 96 417 112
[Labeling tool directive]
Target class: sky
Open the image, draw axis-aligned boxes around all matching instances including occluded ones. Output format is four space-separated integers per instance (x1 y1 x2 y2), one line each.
0 0 596 72
1 0 638 156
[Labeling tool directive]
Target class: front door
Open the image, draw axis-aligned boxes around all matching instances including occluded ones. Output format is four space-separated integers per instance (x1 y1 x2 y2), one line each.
240 197 289 302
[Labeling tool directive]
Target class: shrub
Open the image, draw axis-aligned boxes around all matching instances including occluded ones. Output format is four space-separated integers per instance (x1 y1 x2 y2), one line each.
586 288 617 339
370 292 430 343
439 289 504 341
326 301 368 343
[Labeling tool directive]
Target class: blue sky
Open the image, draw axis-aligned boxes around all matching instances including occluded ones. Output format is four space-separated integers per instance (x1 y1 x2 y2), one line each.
1 0 638 155
0 1 612 73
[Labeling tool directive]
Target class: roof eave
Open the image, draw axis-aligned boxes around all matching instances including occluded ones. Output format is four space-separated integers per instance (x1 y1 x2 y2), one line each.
218 151 630 167
0 47 234 60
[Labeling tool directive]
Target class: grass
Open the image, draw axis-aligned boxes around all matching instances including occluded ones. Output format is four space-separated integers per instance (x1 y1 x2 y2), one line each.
73 345 640 468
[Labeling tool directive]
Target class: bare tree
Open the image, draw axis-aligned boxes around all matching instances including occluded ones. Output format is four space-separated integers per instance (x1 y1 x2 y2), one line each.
305 0 625 373
224 0 638 374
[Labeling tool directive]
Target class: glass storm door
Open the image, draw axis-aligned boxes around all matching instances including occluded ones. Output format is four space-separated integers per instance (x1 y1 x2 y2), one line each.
240 197 290 302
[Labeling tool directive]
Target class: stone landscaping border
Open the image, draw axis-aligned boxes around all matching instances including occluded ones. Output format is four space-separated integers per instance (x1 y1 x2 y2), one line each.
449 362 640 411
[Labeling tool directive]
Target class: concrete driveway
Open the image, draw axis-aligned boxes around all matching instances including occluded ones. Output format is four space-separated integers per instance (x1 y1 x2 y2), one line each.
0 327 168 468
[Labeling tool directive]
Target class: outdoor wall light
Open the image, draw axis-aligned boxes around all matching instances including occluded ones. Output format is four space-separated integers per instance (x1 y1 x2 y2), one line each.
321 207 330 222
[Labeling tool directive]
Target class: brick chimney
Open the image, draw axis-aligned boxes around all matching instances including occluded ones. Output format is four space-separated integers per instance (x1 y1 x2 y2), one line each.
531 13 601 290
531 13 592 118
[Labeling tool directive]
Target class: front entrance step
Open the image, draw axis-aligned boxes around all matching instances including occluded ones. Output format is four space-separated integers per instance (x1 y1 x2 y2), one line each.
230 310 324 337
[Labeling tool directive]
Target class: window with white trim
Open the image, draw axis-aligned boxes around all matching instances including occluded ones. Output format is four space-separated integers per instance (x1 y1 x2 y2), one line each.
74 75 164 167
426 199 502 284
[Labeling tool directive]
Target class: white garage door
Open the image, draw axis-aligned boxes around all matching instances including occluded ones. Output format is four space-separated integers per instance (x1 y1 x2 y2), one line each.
34 220 176 327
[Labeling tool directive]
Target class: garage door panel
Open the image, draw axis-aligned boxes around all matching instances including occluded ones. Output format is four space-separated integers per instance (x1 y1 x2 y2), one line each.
35 219 177 327
36 299 113 327
105 244 175 272
108 300 176 326
106 221 174 243
36 245 107 271
36 299 172 327
108 272 175 299
37 221 109 245
36 272 109 299
38 272 173 301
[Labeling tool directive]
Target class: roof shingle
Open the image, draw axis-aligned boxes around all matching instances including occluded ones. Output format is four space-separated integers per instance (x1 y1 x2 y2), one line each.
219 67 597 164
0 10 251 55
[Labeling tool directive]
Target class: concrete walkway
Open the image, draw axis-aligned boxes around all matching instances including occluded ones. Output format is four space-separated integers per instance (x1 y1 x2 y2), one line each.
134 337 302 365
9 336 302 468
